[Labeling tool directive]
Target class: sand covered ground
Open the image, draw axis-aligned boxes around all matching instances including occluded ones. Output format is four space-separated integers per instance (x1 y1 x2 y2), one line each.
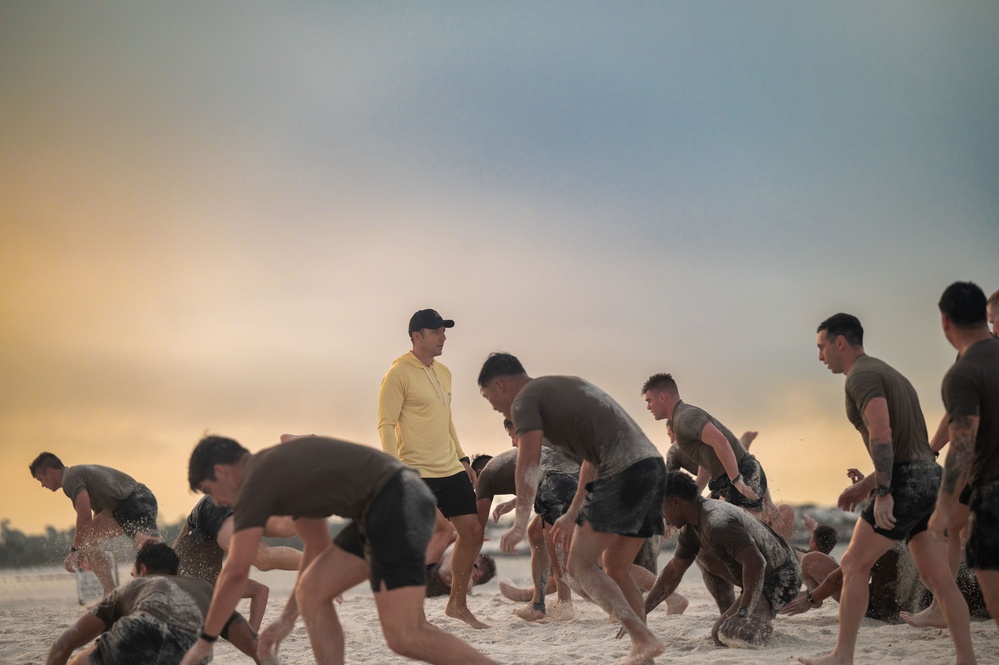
2 551 996 665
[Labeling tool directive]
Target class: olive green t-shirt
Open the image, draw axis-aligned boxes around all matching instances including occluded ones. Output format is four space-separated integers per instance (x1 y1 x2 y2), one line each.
61 465 138 513
474 446 581 501
233 436 404 532
511 376 661 478
844 355 933 464
671 401 746 480
942 337 999 486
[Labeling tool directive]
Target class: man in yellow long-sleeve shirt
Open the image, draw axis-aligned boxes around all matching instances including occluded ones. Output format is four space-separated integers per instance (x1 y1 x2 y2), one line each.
378 309 488 629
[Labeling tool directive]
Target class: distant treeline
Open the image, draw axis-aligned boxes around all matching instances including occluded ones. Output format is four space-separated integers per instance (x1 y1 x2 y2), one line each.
0 518 305 569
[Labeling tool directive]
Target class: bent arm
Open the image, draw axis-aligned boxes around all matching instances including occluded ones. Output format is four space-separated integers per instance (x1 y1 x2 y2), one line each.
512 431 544 531
72 490 95 546
938 414 979 510
200 528 264 642
862 397 894 488
47 613 106 665
701 423 740 480
645 555 694 615
734 543 766 615
376 373 404 457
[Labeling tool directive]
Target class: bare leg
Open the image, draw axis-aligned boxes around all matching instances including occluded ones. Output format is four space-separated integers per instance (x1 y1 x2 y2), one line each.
514 515 550 622
425 509 455 564
901 504 969 628
82 512 127 593
567 524 663 665
444 513 488 628
975 569 999 632
906 532 975 664
798 520 893 665
374 584 499 665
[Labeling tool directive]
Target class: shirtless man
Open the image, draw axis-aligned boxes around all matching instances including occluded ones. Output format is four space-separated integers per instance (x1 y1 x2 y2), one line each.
46 541 260 665
173 495 303 630
378 308 486 628
478 352 666 665
475 419 581 622
928 282 999 632
799 313 975 665
30 453 160 593
178 434 498 665
643 472 801 648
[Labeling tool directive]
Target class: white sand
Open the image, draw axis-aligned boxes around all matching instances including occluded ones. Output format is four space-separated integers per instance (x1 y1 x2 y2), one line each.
2 555 996 665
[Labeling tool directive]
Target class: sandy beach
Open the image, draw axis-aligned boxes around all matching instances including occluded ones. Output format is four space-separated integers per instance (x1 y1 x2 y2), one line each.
2 548 996 665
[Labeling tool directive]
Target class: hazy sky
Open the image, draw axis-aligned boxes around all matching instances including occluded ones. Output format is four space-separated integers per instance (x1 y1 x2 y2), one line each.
2 2 996 535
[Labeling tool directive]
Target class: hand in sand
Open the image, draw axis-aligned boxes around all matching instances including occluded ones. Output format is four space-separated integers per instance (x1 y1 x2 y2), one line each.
779 591 819 616
500 525 526 554
258 613 295 662
179 640 213 665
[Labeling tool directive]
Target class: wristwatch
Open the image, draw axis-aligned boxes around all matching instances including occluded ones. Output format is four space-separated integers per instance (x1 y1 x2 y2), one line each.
737 607 748 618
874 485 892 497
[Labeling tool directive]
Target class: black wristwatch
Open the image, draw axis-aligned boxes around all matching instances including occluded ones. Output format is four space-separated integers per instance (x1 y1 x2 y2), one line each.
874 485 892 497
737 607 747 618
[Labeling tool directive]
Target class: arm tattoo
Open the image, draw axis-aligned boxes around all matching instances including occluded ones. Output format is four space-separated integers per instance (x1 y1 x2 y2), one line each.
942 415 976 495
870 439 893 488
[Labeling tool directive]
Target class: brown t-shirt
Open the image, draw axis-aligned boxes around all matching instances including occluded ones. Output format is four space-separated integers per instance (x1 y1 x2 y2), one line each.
942 337 999 486
511 376 661 478
61 465 138 513
233 436 404 532
666 443 699 476
844 355 933 464
474 446 581 501
675 498 797 585
671 401 746 480
91 574 213 633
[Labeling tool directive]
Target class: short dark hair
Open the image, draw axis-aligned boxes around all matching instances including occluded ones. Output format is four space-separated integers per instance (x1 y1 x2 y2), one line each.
470 454 493 475
502 418 514 432
477 352 526 387
641 373 677 395
664 471 698 502
135 541 180 575
817 313 864 347
813 525 838 555
188 435 249 492
29 452 64 477
474 554 497 585
938 281 987 327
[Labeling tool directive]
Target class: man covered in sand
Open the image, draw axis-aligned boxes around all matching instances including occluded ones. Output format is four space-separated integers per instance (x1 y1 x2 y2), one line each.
378 308 487 628
30 452 161 594
478 352 667 665
173 495 303 630
178 434 498 665
47 541 261 665
928 282 999 632
800 313 975 665
642 471 801 647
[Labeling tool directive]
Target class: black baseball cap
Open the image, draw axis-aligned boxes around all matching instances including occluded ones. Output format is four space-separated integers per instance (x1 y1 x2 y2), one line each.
408 309 455 335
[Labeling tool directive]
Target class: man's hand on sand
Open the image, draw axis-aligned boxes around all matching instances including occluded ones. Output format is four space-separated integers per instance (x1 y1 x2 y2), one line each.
179 640 213 665
779 591 817 616
258 613 295 662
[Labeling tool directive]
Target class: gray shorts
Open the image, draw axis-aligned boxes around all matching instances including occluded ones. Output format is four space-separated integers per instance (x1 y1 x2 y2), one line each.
111 484 159 540
579 457 666 538
90 614 199 665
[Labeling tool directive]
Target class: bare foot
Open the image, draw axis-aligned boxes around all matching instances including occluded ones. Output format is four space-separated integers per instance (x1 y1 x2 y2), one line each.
445 603 490 629
513 604 547 622
899 603 947 629
498 581 533 602
547 601 575 622
618 637 665 665
666 593 688 615
798 653 852 665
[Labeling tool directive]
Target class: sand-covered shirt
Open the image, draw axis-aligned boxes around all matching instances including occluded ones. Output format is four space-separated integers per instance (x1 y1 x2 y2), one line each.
61 465 138 513
942 337 999 486
511 376 661 478
671 401 747 480
91 574 213 633
675 498 797 587
475 446 581 501
233 436 404 532
845 355 933 464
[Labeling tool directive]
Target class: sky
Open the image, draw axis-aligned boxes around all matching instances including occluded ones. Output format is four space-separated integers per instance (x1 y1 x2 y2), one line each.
2 2 996 536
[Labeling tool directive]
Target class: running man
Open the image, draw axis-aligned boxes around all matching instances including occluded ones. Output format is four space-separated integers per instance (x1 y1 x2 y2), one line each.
178 434 498 665
47 541 260 665
378 308 486 628
799 313 975 665
29 453 160 593
478 352 666 665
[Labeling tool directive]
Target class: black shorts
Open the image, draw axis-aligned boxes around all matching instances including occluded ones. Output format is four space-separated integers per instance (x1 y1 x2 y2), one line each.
762 557 803 616
111 484 159 540
708 455 767 511
579 457 666 538
91 614 196 665
534 471 578 526
967 478 999 571
859 461 939 542
422 470 477 518
333 468 437 591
